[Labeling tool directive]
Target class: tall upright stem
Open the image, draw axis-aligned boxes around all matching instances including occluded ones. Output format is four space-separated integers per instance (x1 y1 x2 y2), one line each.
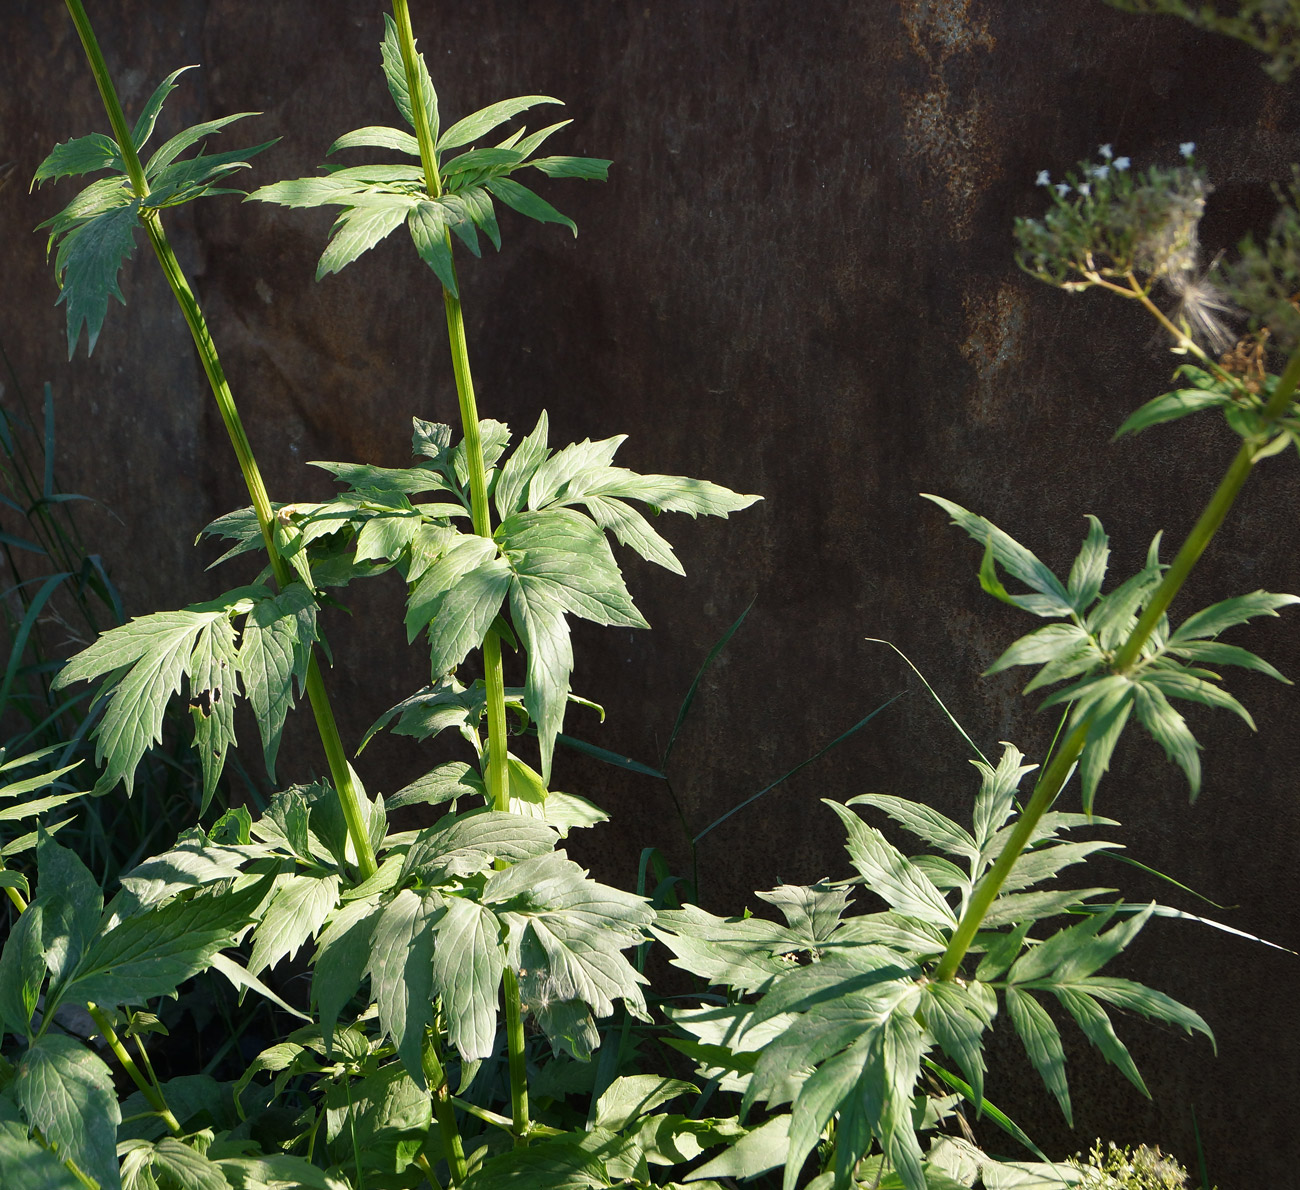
935 345 1300 981
391 3 523 1140
63 0 377 880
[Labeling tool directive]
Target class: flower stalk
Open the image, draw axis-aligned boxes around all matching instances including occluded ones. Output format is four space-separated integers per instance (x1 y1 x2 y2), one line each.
936 340 1300 981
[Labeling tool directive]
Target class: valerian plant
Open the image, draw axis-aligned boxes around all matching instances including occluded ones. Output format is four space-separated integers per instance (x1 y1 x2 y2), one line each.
3 4 1297 1190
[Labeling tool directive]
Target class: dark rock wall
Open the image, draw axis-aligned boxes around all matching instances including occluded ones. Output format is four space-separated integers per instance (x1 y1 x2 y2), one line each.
4 1 1297 1182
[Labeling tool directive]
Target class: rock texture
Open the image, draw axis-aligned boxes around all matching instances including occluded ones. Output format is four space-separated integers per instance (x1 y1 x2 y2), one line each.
3 1 1298 1182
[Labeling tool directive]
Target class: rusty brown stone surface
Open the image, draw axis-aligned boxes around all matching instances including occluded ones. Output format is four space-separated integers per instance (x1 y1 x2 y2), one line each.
3 0 1299 1181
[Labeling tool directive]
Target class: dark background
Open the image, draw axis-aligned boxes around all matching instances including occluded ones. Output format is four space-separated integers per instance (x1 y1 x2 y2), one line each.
4 1 1298 1184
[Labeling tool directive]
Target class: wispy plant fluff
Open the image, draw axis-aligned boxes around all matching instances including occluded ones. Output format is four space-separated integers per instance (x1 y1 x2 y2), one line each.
1016 146 1238 351
1222 167 1300 353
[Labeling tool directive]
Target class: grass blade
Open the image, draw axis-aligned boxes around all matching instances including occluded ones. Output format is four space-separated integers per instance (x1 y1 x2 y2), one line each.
693 692 901 843
662 599 753 769
865 637 990 765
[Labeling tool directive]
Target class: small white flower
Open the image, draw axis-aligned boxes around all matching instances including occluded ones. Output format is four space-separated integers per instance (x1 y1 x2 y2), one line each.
1180 141 1196 158
1036 169 1051 186
1055 182 1071 196
1092 165 1110 179
1077 181 1092 197
1114 156 1130 171
1099 143 1113 159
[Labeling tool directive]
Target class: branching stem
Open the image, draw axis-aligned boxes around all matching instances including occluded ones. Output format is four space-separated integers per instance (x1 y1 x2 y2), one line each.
85 1002 183 1136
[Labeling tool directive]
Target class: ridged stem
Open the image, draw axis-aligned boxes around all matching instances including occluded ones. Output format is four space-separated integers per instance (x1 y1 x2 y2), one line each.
423 1036 469 1184
503 968 530 1144
63 0 377 879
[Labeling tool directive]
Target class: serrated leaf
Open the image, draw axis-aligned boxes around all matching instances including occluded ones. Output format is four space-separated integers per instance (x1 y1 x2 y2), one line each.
1076 976 1213 1045
1114 387 1232 437
119 831 262 908
0 902 46 1037
1165 638 1290 681
848 794 978 862
1054 987 1148 1097
652 906 793 993
484 175 576 234
499 509 647 627
583 494 683 573
317 195 413 278
366 888 440 1082
312 895 380 1049
507 576 573 781
404 535 499 642
426 557 512 679
431 896 505 1060
36 833 102 983
52 200 141 357
754 882 855 947
380 13 439 140
327 125 421 157
922 496 1074 615
495 411 551 520
826 802 956 927
593 1075 696 1133
33 133 122 187
438 96 562 154
144 112 262 179
1005 987 1071 1125
918 981 994 1108
60 879 265 1010
992 628 1095 682
239 585 316 781
131 66 191 152
408 199 458 294
971 744 1036 851
488 852 651 1020
528 155 611 180
1132 683 1202 797
1169 590 1300 643
0 1096 83 1189
55 605 227 796
691 1115 791 1183
247 873 340 975
1065 515 1109 610
1141 666 1255 727
150 1138 232 1190
388 761 486 809
402 810 559 884
14 1034 122 1190
581 467 761 518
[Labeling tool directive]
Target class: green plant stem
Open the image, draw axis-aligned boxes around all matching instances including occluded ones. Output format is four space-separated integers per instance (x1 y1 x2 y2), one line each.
503 967 530 1144
936 342 1300 981
84 1002 182 1135
423 1039 468 1185
4 883 26 914
62 0 378 880
392 0 527 1137
934 724 1088 982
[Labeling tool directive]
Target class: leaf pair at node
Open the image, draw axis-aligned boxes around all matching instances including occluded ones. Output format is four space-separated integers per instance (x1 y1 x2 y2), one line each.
249 15 611 293
34 66 274 356
205 413 759 780
926 496 1297 806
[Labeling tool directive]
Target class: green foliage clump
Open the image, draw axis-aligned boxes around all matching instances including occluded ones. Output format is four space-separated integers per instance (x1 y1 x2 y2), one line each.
1069 1140 1207 1190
